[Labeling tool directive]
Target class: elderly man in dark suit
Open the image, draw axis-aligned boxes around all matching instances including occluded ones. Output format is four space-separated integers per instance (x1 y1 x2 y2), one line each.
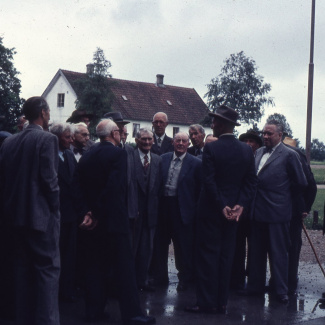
153 132 201 291
150 112 174 155
50 122 79 302
0 97 60 325
128 128 162 292
245 120 307 303
76 119 155 325
70 122 90 161
186 105 257 314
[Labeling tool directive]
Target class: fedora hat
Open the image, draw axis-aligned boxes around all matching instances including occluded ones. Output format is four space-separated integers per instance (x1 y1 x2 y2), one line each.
66 110 94 123
103 112 130 125
239 129 263 147
208 105 241 126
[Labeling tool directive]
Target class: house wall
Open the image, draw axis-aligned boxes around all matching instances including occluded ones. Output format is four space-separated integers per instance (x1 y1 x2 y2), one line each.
43 75 77 123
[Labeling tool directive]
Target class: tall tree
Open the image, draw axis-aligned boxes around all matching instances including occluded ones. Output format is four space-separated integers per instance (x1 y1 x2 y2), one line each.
205 51 274 126
0 37 24 133
310 138 325 161
72 47 115 128
266 113 293 137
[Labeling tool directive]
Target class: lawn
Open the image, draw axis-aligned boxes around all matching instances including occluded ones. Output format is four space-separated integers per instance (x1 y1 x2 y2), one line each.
311 168 325 184
304 188 325 229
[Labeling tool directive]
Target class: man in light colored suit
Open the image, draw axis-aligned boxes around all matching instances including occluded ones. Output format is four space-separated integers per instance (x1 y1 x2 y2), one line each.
130 128 162 291
0 97 60 325
245 120 307 303
153 132 201 291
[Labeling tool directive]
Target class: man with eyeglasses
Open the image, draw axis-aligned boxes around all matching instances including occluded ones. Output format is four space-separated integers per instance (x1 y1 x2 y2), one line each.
151 112 173 155
76 119 156 325
70 122 90 162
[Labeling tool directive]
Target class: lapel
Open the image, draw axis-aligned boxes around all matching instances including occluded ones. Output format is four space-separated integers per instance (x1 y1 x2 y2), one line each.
58 157 70 184
162 153 173 184
134 149 146 193
258 143 283 174
178 153 191 185
148 153 158 192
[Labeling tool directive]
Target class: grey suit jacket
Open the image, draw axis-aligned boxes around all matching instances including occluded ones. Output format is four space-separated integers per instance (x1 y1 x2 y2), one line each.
253 142 307 223
131 149 162 228
0 124 60 232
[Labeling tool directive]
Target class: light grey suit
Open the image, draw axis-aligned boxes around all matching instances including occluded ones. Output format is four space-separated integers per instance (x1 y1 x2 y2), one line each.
0 124 60 325
129 149 162 287
247 142 307 295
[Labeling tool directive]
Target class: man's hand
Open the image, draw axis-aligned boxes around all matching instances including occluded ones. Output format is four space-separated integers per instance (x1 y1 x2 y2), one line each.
222 206 233 220
79 211 98 230
231 205 244 222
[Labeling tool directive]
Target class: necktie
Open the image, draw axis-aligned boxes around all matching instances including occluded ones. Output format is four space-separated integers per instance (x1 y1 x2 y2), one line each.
263 147 272 154
174 157 181 167
157 137 162 147
73 147 84 155
195 148 201 156
143 154 149 171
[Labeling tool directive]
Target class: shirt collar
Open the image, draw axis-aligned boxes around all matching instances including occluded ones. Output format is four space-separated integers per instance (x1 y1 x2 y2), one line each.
155 133 166 142
173 152 186 161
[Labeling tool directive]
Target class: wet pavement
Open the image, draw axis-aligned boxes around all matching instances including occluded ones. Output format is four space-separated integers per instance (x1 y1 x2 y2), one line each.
2 255 325 325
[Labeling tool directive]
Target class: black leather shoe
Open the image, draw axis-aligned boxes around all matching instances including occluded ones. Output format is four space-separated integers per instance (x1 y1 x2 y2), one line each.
176 282 188 292
277 294 289 304
123 315 156 325
184 305 218 314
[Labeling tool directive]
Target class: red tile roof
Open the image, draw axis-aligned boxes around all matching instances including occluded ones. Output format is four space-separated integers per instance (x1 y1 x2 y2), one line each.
61 70 209 125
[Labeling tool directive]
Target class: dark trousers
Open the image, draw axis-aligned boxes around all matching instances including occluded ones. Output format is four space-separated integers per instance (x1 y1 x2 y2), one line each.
13 218 61 325
196 217 237 308
247 221 290 295
82 225 142 320
152 196 194 284
288 217 303 292
230 218 250 289
59 221 77 298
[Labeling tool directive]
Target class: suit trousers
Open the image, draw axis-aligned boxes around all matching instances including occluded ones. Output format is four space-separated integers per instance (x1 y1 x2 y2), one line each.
155 196 194 284
247 220 290 295
82 225 142 320
13 217 61 325
196 217 237 308
288 217 303 292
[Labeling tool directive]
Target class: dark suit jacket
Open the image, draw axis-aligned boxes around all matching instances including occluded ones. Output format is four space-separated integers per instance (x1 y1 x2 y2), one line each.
199 134 257 221
254 143 307 223
76 141 129 234
133 150 162 228
151 134 174 156
58 149 78 223
161 152 201 225
0 124 59 232
187 146 203 157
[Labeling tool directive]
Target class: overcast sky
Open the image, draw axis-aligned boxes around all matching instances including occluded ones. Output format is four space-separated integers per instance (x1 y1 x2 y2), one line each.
1 0 324 144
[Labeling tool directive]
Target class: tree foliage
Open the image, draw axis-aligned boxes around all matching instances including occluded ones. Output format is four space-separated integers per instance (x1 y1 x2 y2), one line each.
72 47 115 128
0 37 24 133
205 51 274 126
310 138 325 161
266 113 293 137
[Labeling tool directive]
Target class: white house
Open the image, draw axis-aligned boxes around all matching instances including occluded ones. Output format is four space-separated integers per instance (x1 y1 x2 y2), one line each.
42 68 211 142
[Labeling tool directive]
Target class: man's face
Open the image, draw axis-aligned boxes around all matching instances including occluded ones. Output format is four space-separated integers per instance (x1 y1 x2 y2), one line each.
173 134 190 156
120 126 128 144
42 108 50 130
74 126 90 147
189 127 205 148
211 117 223 137
243 138 260 153
17 116 26 131
111 127 121 146
136 132 153 154
262 124 282 148
59 131 73 150
81 116 90 127
152 113 168 137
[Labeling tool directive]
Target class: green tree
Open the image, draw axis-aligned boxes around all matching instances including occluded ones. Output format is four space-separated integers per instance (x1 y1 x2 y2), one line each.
0 37 24 133
310 138 325 161
72 47 115 128
205 51 274 126
266 113 293 137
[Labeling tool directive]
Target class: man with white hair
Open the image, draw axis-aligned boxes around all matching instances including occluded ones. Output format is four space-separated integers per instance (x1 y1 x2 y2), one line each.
71 122 90 162
76 119 155 325
151 112 173 155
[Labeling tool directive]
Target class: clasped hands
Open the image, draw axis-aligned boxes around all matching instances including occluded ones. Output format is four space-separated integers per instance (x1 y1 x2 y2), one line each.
79 211 98 230
222 205 244 222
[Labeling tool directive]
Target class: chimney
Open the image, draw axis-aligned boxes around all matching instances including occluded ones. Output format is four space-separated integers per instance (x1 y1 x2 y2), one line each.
86 63 94 75
156 74 165 87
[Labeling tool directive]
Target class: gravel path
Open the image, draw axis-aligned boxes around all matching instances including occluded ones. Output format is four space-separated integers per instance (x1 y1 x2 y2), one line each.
301 229 325 263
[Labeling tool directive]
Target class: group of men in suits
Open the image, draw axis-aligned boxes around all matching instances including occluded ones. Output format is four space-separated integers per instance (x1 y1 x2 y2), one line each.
0 96 317 324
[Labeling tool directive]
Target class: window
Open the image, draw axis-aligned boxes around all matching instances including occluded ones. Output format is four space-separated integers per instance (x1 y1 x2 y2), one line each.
133 123 140 138
173 127 180 137
57 93 65 107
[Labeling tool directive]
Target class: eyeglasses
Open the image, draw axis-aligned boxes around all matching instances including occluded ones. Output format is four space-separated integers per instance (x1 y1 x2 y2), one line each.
81 133 90 137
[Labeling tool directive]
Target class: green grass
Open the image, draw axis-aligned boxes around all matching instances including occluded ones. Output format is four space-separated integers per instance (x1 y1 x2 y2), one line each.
311 161 325 165
311 168 325 184
304 188 325 229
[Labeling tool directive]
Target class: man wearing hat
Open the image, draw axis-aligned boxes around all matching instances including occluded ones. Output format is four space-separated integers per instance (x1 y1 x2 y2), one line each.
239 129 263 155
185 105 257 314
66 109 94 127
